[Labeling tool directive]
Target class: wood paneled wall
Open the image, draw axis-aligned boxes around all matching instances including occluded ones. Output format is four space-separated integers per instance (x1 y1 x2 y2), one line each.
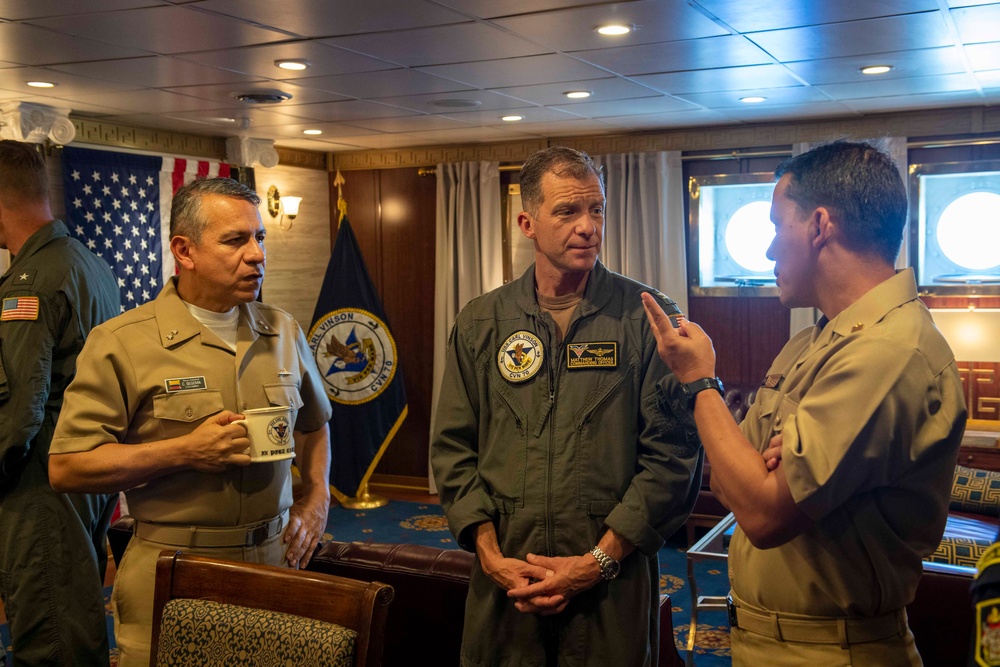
337 168 437 482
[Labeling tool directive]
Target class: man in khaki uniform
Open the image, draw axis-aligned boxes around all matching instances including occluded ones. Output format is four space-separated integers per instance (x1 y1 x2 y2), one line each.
643 140 966 665
49 177 333 667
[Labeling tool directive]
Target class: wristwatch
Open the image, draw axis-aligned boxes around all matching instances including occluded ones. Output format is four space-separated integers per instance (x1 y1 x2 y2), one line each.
589 546 620 581
680 377 725 409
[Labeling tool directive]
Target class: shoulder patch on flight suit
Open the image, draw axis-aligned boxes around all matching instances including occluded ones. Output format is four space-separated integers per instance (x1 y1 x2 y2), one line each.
975 598 1000 666
566 342 617 369
498 331 544 383
1 296 39 321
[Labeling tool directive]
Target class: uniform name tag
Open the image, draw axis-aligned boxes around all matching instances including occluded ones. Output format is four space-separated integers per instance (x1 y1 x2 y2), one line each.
165 376 207 392
566 342 617 369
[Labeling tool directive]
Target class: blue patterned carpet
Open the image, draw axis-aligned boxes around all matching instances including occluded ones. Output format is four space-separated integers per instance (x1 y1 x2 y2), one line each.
1 500 731 666
324 500 733 666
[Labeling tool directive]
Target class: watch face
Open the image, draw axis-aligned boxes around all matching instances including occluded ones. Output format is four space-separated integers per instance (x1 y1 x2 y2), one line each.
606 560 620 579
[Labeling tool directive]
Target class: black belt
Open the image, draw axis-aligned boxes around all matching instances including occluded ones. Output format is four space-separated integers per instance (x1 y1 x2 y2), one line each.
727 594 907 647
134 509 289 548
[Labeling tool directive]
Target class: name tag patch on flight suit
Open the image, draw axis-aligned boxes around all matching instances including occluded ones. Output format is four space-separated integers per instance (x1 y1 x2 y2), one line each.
566 342 617 369
1 296 39 321
165 376 208 392
498 331 544 383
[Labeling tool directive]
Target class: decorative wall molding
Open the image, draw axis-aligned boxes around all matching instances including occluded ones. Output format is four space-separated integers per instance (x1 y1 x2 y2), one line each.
69 117 227 158
275 146 327 170
1 102 75 144
332 140 548 170
331 106 1000 168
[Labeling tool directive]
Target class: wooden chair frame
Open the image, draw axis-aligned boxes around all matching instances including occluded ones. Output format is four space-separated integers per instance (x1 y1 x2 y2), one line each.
150 550 394 667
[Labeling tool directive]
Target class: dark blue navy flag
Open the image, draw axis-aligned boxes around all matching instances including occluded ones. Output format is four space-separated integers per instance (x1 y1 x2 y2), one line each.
307 217 408 499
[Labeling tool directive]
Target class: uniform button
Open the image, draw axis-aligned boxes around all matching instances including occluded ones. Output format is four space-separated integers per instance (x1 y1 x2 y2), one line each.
185 407 194 418
242 402 248 410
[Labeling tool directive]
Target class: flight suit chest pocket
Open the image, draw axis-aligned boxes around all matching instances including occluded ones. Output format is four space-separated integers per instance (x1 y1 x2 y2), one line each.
152 390 224 423
263 383 304 410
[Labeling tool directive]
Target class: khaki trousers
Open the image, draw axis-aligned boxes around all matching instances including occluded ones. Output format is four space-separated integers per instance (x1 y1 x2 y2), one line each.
112 530 288 667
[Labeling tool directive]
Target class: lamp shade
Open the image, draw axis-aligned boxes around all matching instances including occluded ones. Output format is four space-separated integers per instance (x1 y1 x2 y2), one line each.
282 196 302 217
931 309 1000 363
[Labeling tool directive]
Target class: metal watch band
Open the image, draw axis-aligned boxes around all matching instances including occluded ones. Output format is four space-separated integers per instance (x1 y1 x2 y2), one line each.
589 545 620 581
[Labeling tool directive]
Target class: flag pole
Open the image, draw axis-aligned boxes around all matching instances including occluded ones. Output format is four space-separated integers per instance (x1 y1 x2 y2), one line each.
340 481 388 509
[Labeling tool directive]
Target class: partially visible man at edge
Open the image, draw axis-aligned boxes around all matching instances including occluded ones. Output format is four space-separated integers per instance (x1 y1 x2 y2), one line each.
0 139 120 666
48 177 333 667
643 140 966 665
433 146 703 666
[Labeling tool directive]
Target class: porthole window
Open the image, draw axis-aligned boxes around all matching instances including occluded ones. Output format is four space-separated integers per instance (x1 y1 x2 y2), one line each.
689 174 777 295
912 161 1000 292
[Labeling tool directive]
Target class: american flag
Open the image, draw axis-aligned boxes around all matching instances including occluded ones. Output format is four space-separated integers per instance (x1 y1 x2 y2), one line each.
62 146 231 312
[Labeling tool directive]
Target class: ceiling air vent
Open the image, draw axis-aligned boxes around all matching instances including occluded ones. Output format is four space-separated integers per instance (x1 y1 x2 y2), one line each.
231 89 292 104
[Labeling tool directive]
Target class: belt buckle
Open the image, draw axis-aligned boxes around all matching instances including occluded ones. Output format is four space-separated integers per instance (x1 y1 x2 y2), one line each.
727 594 738 628
246 523 269 546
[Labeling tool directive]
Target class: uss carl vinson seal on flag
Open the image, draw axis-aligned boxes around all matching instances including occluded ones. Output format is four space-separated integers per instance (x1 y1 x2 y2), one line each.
308 307 398 405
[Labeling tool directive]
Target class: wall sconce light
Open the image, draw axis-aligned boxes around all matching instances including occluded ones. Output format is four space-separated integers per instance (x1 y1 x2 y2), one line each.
266 185 303 230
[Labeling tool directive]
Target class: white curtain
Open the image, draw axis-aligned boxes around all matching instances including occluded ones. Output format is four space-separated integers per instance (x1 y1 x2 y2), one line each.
428 161 502 493
595 151 688 315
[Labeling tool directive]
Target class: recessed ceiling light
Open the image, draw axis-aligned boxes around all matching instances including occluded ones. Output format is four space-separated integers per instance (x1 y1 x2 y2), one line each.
275 59 310 71
740 96 767 104
26 81 56 88
501 115 524 122
860 65 894 75
303 129 323 135
596 24 631 36
564 91 592 99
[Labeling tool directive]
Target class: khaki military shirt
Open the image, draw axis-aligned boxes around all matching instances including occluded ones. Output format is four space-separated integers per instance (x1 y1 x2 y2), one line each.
731 268 966 617
51 277 332 527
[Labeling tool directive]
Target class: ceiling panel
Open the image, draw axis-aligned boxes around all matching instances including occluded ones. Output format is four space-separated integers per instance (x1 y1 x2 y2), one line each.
323 22 551 67
572 35 774 76
693 0 940 33
195 0 468 38
951 4 1000 43
816 73 980 100
550 94 700 117
966 42 1000 70
673 85 830 109
418 53 611 89
50 56 262 88
0 0 994 153
0 0 166 20
0 22 150 65
746 12 954 62
491 0 728 52
292 68 473 99
783 47 967 85
634 64 803 94
372 89 532 114
178 42 398 80
494 77 661 106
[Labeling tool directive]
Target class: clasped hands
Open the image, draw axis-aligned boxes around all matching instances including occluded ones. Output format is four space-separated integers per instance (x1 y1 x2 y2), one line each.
482 550 603 616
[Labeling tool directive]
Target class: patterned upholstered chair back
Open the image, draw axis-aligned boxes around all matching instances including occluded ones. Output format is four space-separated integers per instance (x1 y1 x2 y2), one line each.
150 551 394 667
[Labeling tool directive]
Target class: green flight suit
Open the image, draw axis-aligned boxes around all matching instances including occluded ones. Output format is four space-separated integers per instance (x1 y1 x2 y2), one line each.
0 220 120 666
433 261 703 667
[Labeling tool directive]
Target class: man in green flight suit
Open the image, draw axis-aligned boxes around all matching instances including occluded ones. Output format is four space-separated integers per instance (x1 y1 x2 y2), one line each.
0 140 120 665
432 146 703 666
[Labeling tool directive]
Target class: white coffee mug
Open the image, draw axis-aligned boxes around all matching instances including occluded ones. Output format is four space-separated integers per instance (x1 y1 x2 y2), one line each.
234 406 294 463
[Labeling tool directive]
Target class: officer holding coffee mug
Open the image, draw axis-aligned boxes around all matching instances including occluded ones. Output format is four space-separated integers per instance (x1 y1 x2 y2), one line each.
48 177 333 667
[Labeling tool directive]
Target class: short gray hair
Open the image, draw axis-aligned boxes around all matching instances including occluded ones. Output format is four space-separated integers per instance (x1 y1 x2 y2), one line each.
170 177 261 242
519 146 603 215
